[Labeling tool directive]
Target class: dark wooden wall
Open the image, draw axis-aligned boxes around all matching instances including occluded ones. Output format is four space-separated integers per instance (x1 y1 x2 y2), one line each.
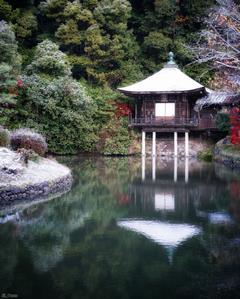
135 94 192 119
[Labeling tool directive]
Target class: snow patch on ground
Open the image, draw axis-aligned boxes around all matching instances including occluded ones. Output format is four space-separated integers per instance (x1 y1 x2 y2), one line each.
0 147 71 188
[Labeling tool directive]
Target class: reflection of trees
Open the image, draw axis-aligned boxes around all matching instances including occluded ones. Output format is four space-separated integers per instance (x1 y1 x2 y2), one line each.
16 157 137 273
229 181 240 224
0 223 18 291
199 224 240 298
215 163 240 183
1 157 240 298
19 198 89 272
51 226 175 299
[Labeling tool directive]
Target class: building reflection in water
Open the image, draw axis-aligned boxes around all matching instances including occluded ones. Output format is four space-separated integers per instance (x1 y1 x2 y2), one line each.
142 155 145 181
174 157 178 182
142 156 189 184
118 220 201 247
137 156 194 215
124 156 235 260
118 220 201 261
155 192 175 211
131 156 238 221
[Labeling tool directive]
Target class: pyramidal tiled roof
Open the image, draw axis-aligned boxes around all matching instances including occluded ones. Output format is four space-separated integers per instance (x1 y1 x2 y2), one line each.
118 52 205 95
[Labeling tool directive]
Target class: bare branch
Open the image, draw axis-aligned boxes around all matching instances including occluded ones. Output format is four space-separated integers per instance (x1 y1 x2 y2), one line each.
187 0 240 89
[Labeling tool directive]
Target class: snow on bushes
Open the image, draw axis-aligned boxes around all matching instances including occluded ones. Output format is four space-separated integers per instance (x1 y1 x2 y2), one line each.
11 128 47 156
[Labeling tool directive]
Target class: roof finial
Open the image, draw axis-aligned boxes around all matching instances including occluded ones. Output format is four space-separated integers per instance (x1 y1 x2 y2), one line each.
168 52 175 64
165 51 178 68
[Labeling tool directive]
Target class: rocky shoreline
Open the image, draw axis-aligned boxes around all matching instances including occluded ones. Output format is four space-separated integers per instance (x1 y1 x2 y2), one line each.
214 139 240 169
0 175 72 207
0 148 72 208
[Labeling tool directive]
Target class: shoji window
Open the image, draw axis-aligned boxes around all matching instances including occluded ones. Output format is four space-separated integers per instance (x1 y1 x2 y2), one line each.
155 103 175 117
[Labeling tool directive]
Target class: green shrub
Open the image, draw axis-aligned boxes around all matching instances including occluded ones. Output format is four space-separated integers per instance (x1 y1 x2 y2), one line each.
197 148 213 162
0 126 10 147
11 128 47 156
98 117 135 156
216 112 231 133
15 75 97 154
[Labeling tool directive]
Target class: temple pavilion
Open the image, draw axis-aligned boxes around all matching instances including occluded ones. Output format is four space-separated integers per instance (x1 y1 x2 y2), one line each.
118 52 239 156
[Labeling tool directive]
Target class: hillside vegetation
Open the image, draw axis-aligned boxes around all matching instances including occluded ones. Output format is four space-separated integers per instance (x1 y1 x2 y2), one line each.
0 0 219 154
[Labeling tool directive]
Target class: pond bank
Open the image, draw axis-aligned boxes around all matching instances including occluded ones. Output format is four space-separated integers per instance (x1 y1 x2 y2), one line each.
0 148 72 208
214 139 240 169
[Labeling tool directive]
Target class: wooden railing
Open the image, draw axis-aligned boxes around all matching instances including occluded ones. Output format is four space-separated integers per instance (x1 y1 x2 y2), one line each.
129 116 198 127
129 116 217 130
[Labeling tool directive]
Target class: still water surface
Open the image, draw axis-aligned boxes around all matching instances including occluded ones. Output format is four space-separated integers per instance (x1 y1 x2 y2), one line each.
0 157 240 299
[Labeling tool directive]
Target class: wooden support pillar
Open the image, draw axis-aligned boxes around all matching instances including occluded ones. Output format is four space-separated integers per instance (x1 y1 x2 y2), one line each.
142 131 146 156
152 131 156 157
174 132 178 157
185 131 189 157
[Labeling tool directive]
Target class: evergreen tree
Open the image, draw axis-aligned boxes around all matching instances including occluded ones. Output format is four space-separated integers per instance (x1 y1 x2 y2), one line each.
40 0 141 86
0 20 21 107
0 0 38 43
13 10 38 40
25 39 71 77
3 40 97 154
0 0 13 21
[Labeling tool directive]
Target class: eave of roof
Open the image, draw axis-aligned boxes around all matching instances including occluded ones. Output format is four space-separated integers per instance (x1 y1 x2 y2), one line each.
118 87 206 96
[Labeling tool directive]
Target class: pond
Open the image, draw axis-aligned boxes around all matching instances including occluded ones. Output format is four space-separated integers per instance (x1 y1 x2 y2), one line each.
0 157 240 299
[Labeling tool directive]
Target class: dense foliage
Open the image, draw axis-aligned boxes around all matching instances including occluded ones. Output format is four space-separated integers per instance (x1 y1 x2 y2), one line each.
0 0 227 154
0 20 21 107
2 39 98 154
0 0 216 84
216 111 231 133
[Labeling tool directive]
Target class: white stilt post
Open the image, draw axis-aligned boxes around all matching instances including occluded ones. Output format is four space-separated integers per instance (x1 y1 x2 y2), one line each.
185 157 189 183
174 156 178 183
152 156 156 181
174 132 178 157
152 132 156 157
185 131 189 157
142 155 146 181
142 131 146 156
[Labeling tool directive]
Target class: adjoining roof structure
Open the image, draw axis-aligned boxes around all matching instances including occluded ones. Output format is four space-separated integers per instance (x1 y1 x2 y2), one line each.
118 52 205 95
195 90 240 111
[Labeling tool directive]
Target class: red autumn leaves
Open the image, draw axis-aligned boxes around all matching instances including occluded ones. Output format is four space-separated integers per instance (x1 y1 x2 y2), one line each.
8 79 24 98
115 102 132 118
230 107 240 145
